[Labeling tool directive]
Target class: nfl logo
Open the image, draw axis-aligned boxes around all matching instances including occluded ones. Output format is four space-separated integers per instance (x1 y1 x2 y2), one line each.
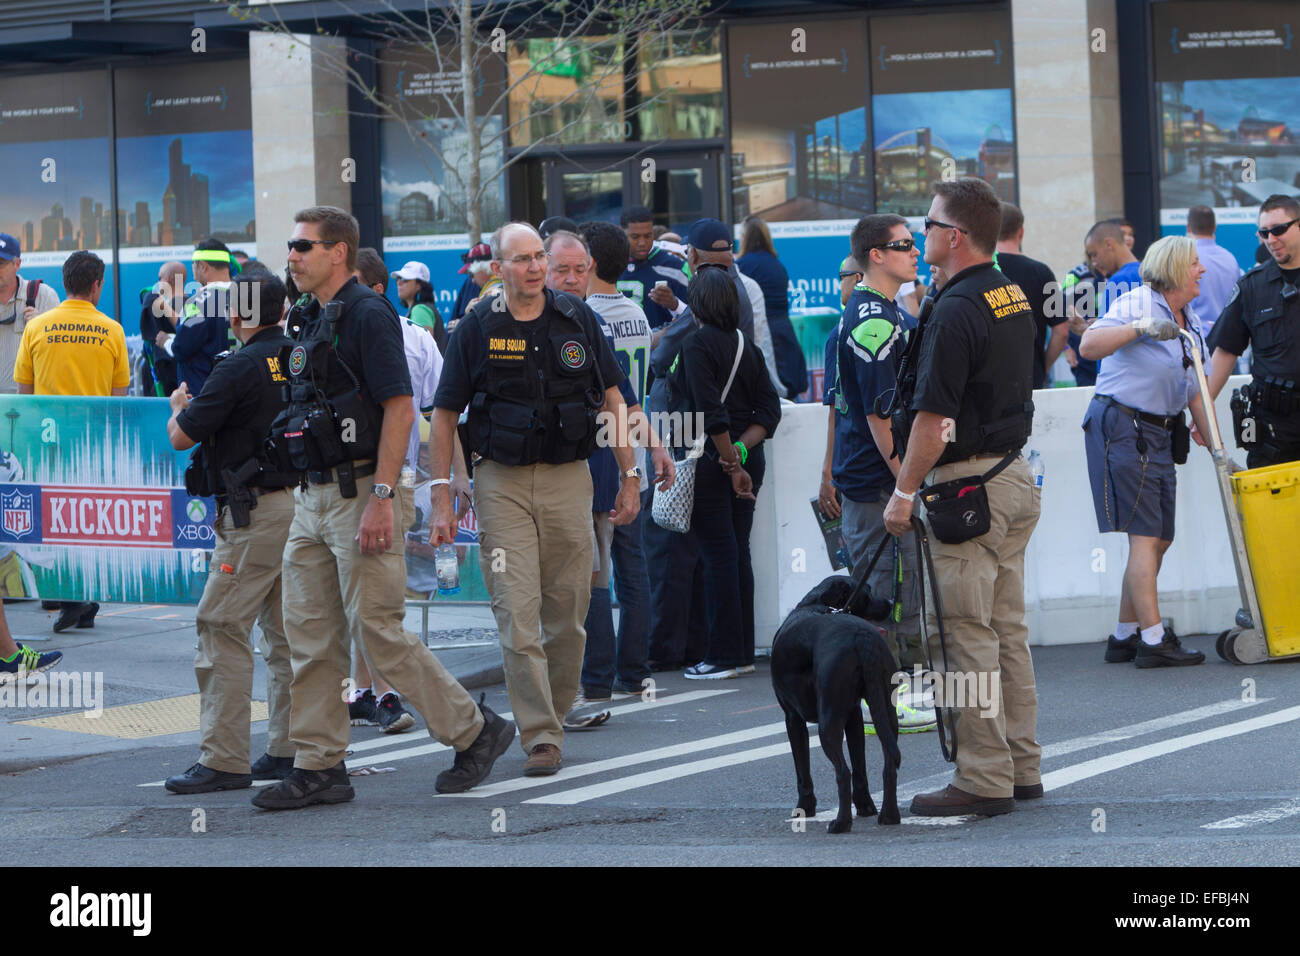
2 489 33 539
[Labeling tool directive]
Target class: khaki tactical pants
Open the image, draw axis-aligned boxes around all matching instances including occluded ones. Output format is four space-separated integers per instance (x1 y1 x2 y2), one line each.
473 460 595 754
195 488 294 774
282 476 483 770
925 454 1042 799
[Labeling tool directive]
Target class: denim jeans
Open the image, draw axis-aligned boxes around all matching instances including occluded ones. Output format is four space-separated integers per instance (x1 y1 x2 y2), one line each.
690 444 765 668
643 488 708 665
581 505 653 693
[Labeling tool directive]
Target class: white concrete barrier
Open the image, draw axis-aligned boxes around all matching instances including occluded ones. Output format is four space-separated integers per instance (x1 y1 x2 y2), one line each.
753 377 1253 648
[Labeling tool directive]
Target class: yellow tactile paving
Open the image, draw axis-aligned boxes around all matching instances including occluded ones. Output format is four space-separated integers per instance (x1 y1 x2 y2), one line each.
14 693 268 739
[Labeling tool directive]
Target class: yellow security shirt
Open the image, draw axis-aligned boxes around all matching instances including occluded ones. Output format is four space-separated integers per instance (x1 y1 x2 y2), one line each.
13 299 130 396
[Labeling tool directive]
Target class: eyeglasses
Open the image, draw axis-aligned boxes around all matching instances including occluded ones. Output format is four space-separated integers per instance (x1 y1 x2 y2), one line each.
875 238 916 253
923 217 965 235
1257 218 1299 239
287 239 339 253
838 270 863 281
503 251 548 266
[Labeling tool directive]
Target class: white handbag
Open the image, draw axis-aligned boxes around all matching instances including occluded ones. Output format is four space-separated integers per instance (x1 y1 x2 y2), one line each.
651 330 745 533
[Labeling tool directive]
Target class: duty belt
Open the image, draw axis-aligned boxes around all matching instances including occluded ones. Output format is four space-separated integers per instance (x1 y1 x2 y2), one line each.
1095 394 1176 431
307 461 376 485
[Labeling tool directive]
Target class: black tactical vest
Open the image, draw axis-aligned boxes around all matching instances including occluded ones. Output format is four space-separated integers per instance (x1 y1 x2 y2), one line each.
266 283 384 475
895 263 1035 465
465 289 606 466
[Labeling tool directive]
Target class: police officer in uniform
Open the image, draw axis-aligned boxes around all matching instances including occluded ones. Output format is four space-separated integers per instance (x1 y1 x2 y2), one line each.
430 221 643 778
163 270 298 793
1207 194 1300 467
254 207 515 810
883 179 1042 818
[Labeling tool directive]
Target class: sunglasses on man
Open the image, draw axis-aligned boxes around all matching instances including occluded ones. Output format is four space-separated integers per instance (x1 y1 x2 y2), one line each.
875 238 915 253
923 217 966 235
1257 218 1299 239
286 238 339 253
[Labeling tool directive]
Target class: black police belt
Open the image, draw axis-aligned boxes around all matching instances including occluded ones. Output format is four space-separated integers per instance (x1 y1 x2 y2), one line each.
1095 394 1177 431
1245 377 1300 416
307 460 376 485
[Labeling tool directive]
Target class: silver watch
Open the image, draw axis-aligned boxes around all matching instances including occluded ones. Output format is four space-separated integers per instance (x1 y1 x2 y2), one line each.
623 467 643 481
371 483 395 499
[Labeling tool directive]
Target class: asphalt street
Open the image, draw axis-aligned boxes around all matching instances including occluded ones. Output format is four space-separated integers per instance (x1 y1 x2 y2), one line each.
3 600 1298 867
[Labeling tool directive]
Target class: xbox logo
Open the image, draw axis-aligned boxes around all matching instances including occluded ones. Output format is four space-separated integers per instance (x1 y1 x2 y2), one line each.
186 498 207 522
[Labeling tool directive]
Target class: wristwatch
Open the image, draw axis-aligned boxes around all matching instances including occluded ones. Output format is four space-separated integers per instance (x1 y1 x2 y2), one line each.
371 483 395 500
623 467 643 482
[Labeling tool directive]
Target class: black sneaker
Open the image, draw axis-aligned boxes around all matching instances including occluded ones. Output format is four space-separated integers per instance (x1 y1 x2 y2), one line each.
434 694 516 794
1135 629 1206 668
1104 632 1140 663
349 689 377 726
165 762 252 794
374 693 415 734
250 753 295 780
251 762 354 810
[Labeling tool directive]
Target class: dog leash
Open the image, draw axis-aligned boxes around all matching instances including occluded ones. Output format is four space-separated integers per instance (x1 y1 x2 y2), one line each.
833 532 891 615
911 515 958 764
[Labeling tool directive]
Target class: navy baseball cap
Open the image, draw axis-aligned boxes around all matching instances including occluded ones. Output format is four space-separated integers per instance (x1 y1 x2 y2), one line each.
686 218 733 253
0 234 19 261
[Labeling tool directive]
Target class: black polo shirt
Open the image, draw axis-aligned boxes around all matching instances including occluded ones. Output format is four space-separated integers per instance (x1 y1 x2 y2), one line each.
175 325 294 486
996 251 1063 389
295 277 413 411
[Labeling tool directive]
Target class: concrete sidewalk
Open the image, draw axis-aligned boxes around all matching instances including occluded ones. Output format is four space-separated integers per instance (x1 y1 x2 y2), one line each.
0 599 504 774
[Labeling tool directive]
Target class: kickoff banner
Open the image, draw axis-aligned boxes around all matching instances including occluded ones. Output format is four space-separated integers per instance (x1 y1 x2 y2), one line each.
0 395 489 604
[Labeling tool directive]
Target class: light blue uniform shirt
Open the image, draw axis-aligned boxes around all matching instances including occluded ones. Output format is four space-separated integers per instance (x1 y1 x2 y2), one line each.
1092 285 1208 416
1189 237 1241 334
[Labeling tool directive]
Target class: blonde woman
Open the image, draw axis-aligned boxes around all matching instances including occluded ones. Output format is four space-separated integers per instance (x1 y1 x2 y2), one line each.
1079 235 1215 668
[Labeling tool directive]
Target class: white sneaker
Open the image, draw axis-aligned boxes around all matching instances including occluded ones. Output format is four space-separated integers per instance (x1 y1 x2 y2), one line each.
735 664 756 674
683 662 738 680
861 698 937 734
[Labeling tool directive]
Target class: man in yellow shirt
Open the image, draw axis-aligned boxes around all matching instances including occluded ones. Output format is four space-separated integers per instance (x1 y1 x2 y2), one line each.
13 250 128 632
14 251 129 398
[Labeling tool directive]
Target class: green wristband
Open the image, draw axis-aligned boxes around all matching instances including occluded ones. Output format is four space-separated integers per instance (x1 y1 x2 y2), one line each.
733 441 748 466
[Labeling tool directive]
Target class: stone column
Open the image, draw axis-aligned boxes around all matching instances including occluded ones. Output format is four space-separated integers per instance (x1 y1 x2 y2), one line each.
1010 0 1123 277
249 33 352 276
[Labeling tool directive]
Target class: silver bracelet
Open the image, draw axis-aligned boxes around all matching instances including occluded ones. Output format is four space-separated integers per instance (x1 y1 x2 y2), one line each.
892 487 916 502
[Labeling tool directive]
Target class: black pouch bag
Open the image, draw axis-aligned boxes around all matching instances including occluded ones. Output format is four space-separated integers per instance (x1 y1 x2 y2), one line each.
1170 412 1190 465
919 451 1018 545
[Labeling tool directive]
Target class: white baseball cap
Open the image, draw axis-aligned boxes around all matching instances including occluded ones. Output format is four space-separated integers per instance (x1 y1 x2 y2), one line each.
391 260 430 283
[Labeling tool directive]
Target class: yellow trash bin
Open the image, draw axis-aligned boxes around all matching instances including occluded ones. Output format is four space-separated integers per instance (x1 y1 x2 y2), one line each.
1231 460 1300 658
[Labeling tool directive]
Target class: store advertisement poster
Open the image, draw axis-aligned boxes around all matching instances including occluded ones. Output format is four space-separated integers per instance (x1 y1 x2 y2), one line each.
0 71 117 316
1153 1 1300 272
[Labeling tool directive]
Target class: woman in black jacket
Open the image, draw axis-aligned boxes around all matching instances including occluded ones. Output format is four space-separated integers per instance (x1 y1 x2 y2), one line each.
668 267 782 679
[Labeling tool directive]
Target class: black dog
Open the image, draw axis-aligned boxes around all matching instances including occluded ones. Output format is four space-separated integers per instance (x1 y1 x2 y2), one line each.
771 575 901 832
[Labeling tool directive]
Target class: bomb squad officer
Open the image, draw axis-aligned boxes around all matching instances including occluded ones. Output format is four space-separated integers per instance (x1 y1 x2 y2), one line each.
882 178 1042 819
253 206 515 810
429 221 645 778
163 270 299 794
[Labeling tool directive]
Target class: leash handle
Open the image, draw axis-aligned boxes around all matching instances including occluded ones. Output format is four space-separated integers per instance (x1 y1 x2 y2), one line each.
911 515 958 764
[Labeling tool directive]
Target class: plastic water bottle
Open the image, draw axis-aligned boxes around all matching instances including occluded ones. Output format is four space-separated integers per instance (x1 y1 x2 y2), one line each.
399 466 415 489
1027 449 1045 488
435 544 460 595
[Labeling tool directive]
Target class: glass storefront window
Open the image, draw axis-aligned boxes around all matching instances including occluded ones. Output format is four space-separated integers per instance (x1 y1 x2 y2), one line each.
508 36 626 147
636 28 722 141
727 18 870 222
379 44 507 236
